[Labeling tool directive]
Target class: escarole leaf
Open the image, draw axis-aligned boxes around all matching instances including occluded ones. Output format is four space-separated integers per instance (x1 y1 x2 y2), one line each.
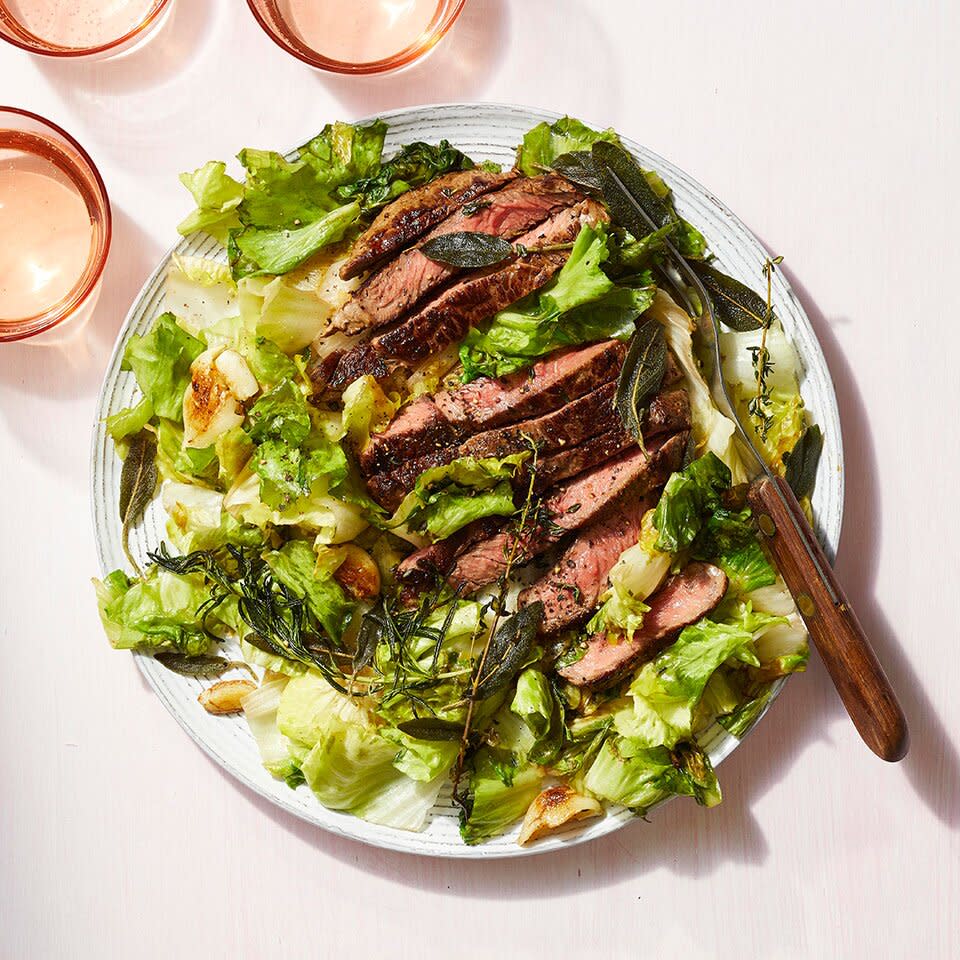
690 261 768 332
420 232 515 269
516 117 620 177
784 424 823 500
472 602 544 701
615 318 667 444
119 432 158 575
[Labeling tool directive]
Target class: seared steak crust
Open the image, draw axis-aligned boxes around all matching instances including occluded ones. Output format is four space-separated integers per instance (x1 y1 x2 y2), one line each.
326 200 607 392
332 175 583 335
339 169 516 280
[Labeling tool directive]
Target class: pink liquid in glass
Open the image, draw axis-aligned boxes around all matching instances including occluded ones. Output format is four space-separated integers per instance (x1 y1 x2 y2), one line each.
278 0 440 63
0 131 95 322
2 0 159 48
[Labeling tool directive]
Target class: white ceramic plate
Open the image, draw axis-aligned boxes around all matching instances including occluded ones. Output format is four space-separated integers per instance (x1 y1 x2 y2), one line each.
91 103 844 858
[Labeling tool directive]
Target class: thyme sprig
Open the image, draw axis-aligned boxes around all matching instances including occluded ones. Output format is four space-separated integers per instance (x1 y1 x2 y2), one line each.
746 256 783 441
451 443 543 807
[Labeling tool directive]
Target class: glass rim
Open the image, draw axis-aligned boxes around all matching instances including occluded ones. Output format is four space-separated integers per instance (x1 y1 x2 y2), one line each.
0 106 112 342
244 0 467 75
0 0 173 58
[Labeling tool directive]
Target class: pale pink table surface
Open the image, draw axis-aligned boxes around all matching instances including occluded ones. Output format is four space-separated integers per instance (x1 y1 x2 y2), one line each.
1 2 958 957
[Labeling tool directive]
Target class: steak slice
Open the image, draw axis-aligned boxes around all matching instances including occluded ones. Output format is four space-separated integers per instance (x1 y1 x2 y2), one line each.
357 338 628 476
339 169 516 280
518 494 651 636
332 175 583 335
447 433 687 594
327 200 607 391
533 388 691 492
557 562 729 688
395 517 504 587
367 383 622 510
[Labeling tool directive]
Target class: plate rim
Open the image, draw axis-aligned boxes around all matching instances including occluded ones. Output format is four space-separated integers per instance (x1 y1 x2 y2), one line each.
89 101 844 859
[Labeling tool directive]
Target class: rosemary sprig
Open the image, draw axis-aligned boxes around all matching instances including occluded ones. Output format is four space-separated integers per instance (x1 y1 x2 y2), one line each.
451 444 542 807
747 256 783 441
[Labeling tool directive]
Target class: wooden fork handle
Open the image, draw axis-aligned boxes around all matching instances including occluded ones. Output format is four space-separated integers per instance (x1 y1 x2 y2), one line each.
748 475 908 761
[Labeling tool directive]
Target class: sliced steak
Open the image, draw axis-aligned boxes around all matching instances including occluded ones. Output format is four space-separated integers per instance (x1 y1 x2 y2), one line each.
519 495 651 636
447 432 687 594
339 169 516 280
357 338 627 476
368 382 622 510
395 517 504 587
327 200 607 391
533 388 690 491
436 337 626 431
332 175 583 335
557 562 729 687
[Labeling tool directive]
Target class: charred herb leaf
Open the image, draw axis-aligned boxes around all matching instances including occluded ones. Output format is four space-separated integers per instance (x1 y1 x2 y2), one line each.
550 150 604 193
154 652 255 680
690 261 767 332
615 319 667 444
352 604 385 673
421 231 515 269
119 431 158 576
783 423 823 500
472 602 544 701
396 718 466 742
593 140 673 233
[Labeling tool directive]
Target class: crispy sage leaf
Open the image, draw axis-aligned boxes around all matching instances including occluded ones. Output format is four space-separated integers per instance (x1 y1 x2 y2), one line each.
119 431 158 576
352 605 384 673
783 424 823 500
396 718 466 742
420 231 514 268
593 141 673 232
551 150 604 193
154 652 256 680
615 319 667 444
472 601 544 701
690 261 768 332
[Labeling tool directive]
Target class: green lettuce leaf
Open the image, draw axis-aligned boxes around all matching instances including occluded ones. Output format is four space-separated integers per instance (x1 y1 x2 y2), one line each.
459 748 543 844
583 740 720 813
264 540 352 645
120 312 204 423
516 116 620 177
391 452 528 540
459 223 647 381
652 452 731 553
177 162 244 243
230 201 361 278
614 614 767 748
510 668 564 765
93 568 216 656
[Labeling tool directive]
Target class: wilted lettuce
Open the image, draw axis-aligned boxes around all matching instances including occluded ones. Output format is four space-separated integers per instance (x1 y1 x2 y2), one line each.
459 748 543 844
584 740 720 813
391 452 528 540
179 120 475 280
117 312 204 424
459 223 651 382
516 116 620 176
93 567 217 656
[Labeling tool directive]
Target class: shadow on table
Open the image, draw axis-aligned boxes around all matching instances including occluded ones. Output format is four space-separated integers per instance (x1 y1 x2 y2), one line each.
783 268 960 832
0 207 161 481
35 0 215 96
317 0 510 115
